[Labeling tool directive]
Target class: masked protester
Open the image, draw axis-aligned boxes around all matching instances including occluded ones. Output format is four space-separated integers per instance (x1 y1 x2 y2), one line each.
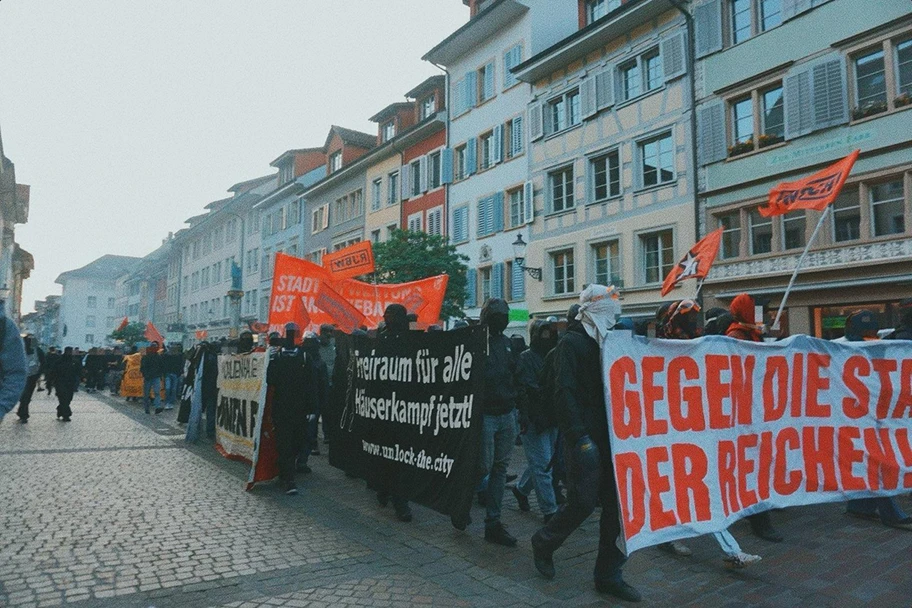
53 347 82 422
237 331 255 354
843 310 912 530
725 294 784 543
512 320 559 523
703 307 733 337
140 342 165 414
531 285 640 603
298 331 329 475
886 297 912 340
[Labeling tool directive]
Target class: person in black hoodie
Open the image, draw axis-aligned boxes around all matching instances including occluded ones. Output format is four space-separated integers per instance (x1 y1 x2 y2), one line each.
54 347 82 421
886 297 912 340
531 285 640 603
140 342 165 414
477 298 520 547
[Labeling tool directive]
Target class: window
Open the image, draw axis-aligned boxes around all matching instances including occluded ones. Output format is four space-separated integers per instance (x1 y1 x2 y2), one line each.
855 48 887 110
640 133 674 187
251 248 259 272
478 62 495 103
503 44 522 89
619 47 664 103
85 315 96 328
429 152 442 189
760 0 782 31
730 0 781 44
480 131 495 170
592 241 620 286
509 188 524 228
411 160 422 196
279 161 294 184
382 121 396 142
329 151 343 173
408 212 422 232
586 0 620 24
549 166 575 213
427 207 443 237
388 171 399 205
480 267 492 304
644 50 664 91
898 39 912 97
547 88 581 133
728 83 784 154
782 210 806 250
507 116 523 159
641 230 674 284
551 249 575 295
851 37 912 119
371 178 382 211
420 96 436 120
455 145 468 180
288 200 300 226
107 297 115 308
749 208 773 254
718 212 742 259
732 95 754 145
761 85 785 139
832 191 861 242
308 249 326 265
590 150 620 202
349 189 363 219
87 296 97 309
871 180 905 236
371 229 381 243
387 224 398 239
312 205 326 233
731 0 752 44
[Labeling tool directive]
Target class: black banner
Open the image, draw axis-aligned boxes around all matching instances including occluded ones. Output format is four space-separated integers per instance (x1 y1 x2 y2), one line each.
329 326 486 517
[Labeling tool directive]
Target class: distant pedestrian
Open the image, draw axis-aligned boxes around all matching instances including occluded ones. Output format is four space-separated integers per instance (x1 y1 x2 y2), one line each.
0 314 28 423
43 346 60 396
162 343 183 410
53 347 82 421
15 334 45 423
140 341 165 414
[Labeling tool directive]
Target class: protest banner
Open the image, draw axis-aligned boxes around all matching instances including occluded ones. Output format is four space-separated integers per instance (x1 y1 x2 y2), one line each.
330 326 486 517
120 353 144 398
322 240 375 280
215 352 268 458
602 333 912 554
268 253 448 334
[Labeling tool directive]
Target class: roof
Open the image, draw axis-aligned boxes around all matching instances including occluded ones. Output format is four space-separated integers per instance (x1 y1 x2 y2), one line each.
405 75 446 100
269 147 324 168
369 102 414 124
423 0 527 66
227 173 277 193
204 195 233 210
55 255 142 285
324 125 377 151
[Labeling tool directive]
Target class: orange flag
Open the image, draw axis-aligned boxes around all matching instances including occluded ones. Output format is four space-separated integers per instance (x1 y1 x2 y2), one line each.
144 322 165 344
116 317 129 331
322 240 375 280
661 228 723 297
759 150 860 218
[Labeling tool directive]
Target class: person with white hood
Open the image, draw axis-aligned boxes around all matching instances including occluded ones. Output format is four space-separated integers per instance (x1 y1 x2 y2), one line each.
530 285 641 603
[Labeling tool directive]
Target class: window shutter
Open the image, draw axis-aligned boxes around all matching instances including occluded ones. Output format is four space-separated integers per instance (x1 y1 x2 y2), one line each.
453 206 468 242
321 205 329 230
595 67 615 110
493 125 504 164
523 181 534 225
784 68 813 139
661 32 687 81
466 71 478 108
466 137 478 175
782 0 813 20
694 0 723 59
465 268 477 309
529 102 544 141
812 58 848 130
441 148 454 184
511 259 526 301
420 155 429 192
581 77 598 119
511 116 524 155
697 102 727 165
453 79 465 115
493 191 505 233
478 196 493 235
491 262 504 300
400 164 410 200
483 64 495 100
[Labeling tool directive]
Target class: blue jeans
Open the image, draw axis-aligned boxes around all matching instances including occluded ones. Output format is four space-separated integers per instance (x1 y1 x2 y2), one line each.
164 373 180 406
143 378 160 412
517 424 559 516
848 497 909 524
480 411 517 528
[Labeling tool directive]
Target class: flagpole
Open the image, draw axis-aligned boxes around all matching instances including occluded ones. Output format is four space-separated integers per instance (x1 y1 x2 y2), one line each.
771 206 830 331
694 277 706 302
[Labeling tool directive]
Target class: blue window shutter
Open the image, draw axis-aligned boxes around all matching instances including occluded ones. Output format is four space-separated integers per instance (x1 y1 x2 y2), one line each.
493 124 504 164
529 103 544 141
400 163 410 200
454 79 465 115
465 268 477 309
511 261 525 301
694 0 723 58
441 148 454 184
491 262 504 300
484 64 495 100
493 191 504 233
477 197 489 236
466 137 477 175
466 71 478 108
523 181 534 225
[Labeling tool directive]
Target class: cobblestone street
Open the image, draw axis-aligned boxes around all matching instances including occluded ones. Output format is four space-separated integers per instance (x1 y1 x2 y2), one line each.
2 390 910 607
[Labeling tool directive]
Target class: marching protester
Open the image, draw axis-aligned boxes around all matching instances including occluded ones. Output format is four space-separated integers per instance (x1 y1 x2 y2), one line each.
43 346 60 397
886 297 912 339
83 347 106 393
15 334 45 423
163 343 184 410
318 324 336 451
531 285 641 602
298 331 329 476
725 293 784 543
140 341 165 414
475 298 519 546
202 341 219 438
106 346 124 395
513 319 559 523
53 346 82 422
0 313 27 423
842 310 912 531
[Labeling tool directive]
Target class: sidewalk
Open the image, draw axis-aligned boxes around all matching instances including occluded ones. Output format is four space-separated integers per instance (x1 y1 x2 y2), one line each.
1 389 910 607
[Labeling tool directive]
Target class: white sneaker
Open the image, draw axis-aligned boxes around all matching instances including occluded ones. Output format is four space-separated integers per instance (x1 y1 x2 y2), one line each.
724 552 762 568
659 541 692 556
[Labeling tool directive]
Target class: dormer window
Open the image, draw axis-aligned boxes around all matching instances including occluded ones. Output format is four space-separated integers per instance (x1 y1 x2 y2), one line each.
329 151 343 173
279 161 294 184
586 0 621 24
420 96 436 120
382 121 396 142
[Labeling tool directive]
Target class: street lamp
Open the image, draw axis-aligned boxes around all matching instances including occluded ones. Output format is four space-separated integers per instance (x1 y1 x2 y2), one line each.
511 234 542 281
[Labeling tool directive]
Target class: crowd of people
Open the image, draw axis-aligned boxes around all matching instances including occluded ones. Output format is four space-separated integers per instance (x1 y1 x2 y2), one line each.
2 291 911 603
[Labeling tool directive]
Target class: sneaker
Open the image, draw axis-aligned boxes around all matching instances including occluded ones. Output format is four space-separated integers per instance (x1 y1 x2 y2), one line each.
484 523 518 547
310 447 321 456
164 406 174 410
505 473 518 483
512 486 530 512
658 541 692 557
532 539 555 579
283 482 298 495
723 552 762 569
154 407 164 415
595 578 642 602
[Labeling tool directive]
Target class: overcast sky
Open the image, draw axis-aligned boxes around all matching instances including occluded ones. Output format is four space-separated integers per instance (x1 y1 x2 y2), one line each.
0 1 468 314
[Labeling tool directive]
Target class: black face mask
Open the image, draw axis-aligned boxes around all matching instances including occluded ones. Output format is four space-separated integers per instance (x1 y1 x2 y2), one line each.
487 313 509 335
238 337 254 352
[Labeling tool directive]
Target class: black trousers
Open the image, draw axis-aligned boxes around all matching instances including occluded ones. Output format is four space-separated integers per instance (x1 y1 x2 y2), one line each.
17 373 41 419
274 414 307 482
57 388 75 419
533 440 626 583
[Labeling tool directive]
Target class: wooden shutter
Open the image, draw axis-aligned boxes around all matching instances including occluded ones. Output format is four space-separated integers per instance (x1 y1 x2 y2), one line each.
581 77 598 119
595 67 615 110
694 0 723 59
529 102 544 141
812 58 848 130
491 262 504 300
493 124 504 164
465 71 478 108
523 181 534 225
452 206 468 243
465 268 477 309
466 137 478 176
511 116 524 156
483 63 495 100
697 102 727 165
493 191 505 233
441 148 454 184
420 155 429 192
784 68 813 139
661 32 687 82
478 196 493 235
511 259 525 301
400 164 410 200
321 204 329 230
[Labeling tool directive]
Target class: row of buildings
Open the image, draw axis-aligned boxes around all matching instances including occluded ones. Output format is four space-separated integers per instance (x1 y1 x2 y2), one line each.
35 0 912 349
0 126 34 327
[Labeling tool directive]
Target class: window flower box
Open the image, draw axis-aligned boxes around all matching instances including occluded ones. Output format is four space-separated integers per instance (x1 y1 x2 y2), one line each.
728 139 754 157
758 134 784 148
895 93 912 109
852 100 888 120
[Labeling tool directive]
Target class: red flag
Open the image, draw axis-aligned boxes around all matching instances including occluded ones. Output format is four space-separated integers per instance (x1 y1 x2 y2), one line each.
116 317 129 331
661 228 723 297
144 321 165 344
759 150 860 218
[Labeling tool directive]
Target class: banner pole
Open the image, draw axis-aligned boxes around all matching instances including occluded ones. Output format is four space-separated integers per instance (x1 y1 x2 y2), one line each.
772 206 830 331
694 277 706 303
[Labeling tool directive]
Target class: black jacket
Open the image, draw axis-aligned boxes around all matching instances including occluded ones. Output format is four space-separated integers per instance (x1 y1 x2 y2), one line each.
267 348 318 421
140 351 165 379
53 356 83 390
163 353 184 375
553 322 608 447
483 333 518 416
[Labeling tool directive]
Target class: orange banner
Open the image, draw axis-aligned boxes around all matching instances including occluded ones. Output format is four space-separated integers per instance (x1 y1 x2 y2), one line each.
322 240 375 280
759 150 860 217
269 253 448 335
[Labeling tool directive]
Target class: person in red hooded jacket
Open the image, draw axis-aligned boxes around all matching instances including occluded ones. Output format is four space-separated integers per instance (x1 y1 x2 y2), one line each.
726 294 784 543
